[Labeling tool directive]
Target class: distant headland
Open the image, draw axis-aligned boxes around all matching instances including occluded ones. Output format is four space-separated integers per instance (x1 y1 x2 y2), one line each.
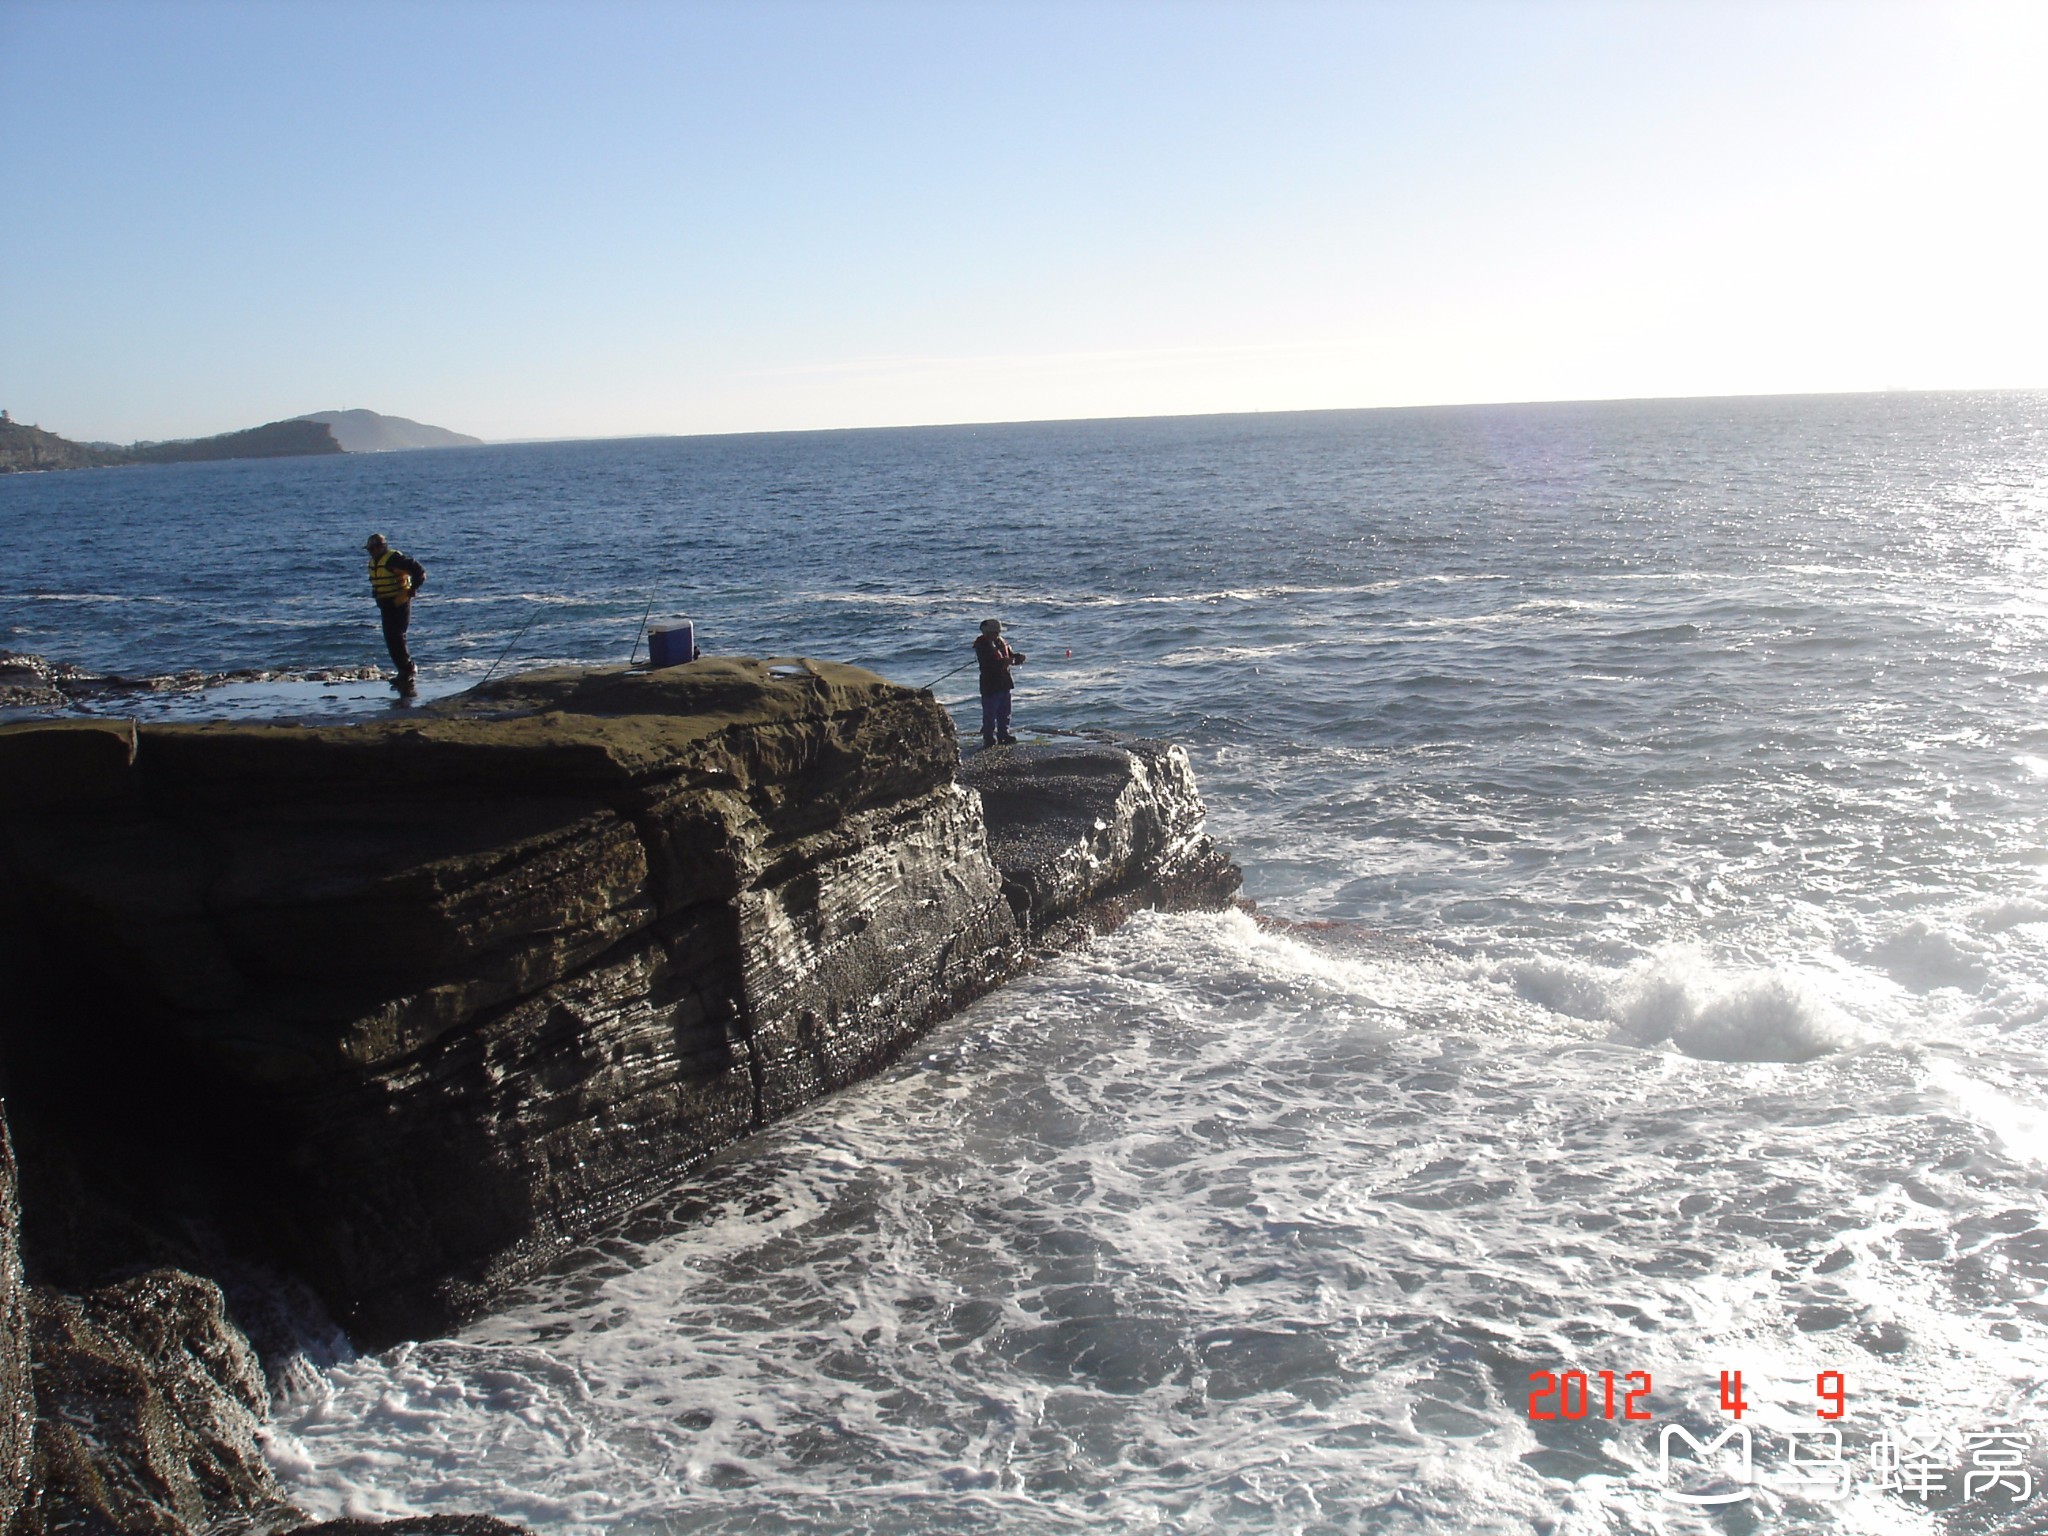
294 408 484 453
0 408 481 474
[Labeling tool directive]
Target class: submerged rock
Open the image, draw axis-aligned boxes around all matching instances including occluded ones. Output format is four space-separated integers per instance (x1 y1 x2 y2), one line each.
0 659 1234 1348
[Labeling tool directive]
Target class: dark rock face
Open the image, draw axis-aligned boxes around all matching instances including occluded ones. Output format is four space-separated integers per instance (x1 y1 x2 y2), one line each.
0 662 1234 1348
0 1113 31 1531
0 661 1022 1340
289 1520 530 1535
13 1269 299 1535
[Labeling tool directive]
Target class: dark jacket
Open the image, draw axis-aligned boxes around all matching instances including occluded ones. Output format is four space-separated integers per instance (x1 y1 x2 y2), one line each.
974 634 1023 696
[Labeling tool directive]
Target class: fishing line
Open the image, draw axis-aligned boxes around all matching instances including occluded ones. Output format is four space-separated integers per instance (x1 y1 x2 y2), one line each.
475 604 541 689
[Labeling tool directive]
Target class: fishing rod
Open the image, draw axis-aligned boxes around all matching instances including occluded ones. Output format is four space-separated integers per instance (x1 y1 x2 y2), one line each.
476 604 542 689
924 642 1072 692
627 593 655 664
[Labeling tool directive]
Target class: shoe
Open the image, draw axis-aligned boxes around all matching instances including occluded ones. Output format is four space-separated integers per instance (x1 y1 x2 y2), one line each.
982 735 996 749
997 734 1017 745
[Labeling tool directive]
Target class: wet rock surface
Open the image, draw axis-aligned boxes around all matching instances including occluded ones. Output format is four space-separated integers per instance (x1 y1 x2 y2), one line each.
285 1520 531 1535
12 1269 299 1535
0 651 384 713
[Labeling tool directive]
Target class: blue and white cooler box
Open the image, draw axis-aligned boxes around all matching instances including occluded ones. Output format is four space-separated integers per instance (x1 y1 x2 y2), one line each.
648 618 696 668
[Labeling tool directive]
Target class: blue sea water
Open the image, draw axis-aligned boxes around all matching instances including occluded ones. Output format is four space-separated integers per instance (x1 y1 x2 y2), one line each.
4 393 2047 1533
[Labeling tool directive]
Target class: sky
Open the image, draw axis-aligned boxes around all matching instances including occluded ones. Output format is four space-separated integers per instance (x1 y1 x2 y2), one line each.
2 0 2045 444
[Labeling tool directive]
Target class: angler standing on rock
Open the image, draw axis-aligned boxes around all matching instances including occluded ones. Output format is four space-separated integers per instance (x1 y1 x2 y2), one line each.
974 618 1026 748
364 532 426 689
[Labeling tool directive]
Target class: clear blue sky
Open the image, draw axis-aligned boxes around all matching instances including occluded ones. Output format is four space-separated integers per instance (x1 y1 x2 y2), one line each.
3 0 2043 443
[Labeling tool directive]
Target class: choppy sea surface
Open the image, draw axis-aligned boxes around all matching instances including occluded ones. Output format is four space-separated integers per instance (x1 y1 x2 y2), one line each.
5 393 2047 1534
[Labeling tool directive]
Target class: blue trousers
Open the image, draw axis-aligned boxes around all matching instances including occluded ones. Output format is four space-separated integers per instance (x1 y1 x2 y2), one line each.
980 690 1012 742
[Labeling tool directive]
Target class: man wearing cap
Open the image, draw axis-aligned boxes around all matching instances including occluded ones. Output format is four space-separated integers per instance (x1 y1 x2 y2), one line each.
364 533 427 685
973 618 1026 748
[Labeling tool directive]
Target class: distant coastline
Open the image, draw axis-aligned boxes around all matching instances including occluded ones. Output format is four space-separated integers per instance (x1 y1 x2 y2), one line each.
0 407 480 474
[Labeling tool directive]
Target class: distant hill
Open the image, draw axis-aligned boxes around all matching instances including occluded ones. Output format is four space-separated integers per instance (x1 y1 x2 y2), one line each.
0 419 116 472
296 409 482 452
131 418 342 463
0 416 341 473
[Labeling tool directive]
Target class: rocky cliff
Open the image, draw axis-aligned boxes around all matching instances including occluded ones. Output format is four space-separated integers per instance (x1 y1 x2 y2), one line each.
0 659 1235 1349
0 421 121 473
962 733 1240 945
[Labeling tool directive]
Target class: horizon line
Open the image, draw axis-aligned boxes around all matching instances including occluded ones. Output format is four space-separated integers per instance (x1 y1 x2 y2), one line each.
478 383 2046 448
23 382 2044 451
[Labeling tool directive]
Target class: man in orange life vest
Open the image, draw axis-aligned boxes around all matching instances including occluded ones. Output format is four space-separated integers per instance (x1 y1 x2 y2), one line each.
364 533 426 685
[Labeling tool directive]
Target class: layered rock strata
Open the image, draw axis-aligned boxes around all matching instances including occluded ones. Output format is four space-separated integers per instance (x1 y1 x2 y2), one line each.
0 660 1235 1348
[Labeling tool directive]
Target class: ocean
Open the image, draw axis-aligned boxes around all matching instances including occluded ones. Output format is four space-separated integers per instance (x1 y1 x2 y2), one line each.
4 392 2045 1533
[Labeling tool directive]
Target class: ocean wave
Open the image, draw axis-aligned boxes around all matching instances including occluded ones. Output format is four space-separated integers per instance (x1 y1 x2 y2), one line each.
1504 948 1859 1062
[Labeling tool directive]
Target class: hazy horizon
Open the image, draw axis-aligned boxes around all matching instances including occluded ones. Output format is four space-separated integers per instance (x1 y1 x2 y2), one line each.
14 383 2044 457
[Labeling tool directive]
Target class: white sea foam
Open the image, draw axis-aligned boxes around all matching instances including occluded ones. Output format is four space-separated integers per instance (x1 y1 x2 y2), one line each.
1927 1060 2048 1168
264 909 2045 1533
1505 948 1860 1062
1971 896 2048 932
1860 920 1994 994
